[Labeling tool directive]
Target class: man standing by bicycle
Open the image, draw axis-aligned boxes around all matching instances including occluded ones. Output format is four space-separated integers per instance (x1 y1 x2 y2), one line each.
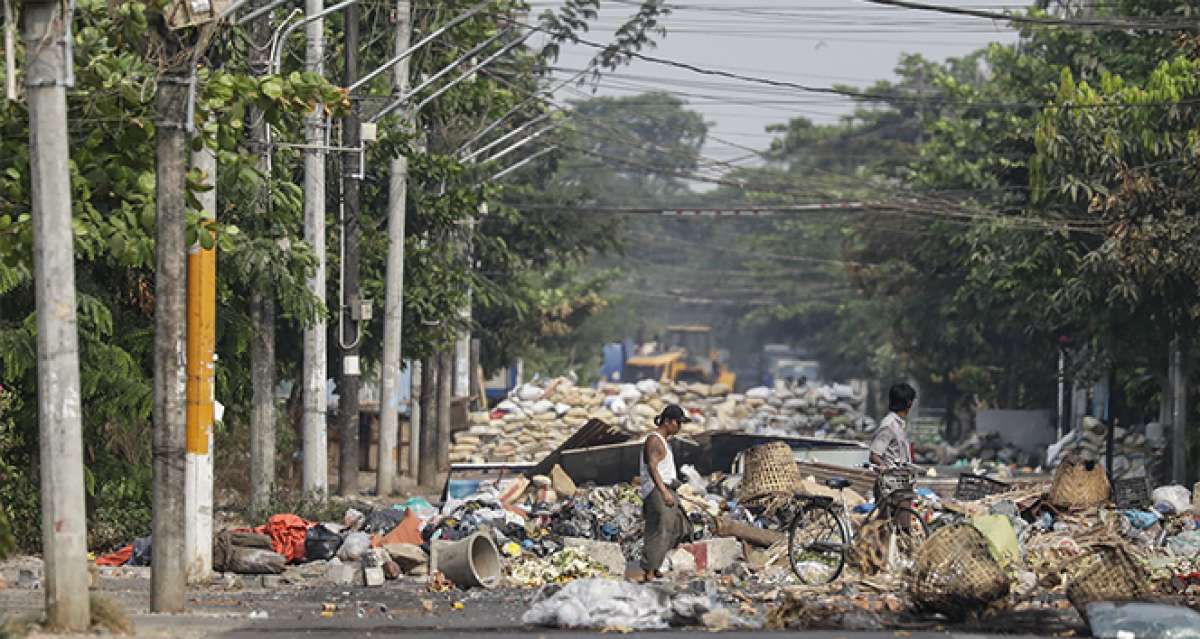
869 383 917 506
633 404 693 583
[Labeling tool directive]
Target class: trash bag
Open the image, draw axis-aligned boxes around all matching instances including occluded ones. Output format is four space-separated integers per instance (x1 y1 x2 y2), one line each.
213 531 274 572
227 548 286 574
1167 530 1200 556
129 536 153 567
1122 510 1161 530
305 524 344 561
396 497 438 521
363 509 405 534
338 531 372 561
1153 485 1192 515
522 578 671 630
681 465 707 493
518 384 544 401
343 508 366 528
1086 602 1200 639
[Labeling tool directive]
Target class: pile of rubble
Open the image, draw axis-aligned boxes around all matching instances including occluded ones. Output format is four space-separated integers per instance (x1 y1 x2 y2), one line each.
1047 416 1167 481
68 436 1200 634
451 377 871 464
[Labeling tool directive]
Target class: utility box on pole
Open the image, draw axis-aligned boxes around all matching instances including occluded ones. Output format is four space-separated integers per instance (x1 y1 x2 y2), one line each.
165 0 232 29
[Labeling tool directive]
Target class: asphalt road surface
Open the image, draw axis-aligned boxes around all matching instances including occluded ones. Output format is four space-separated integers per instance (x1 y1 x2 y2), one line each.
0 566 1086 638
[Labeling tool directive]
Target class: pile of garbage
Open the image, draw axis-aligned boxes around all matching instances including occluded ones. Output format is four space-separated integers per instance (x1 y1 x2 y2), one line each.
915 431 1040 469
453 377 871 464
79 412 1200 634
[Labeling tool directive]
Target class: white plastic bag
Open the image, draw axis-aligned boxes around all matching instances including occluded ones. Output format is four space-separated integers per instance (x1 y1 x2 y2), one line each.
1086 601 1200 639
518 384 544 402
680 465 707 492
522 578 670 629
604 396 628 415
635 379 660 395
337 531 372 562
745 386 771 399
1153 485 1193 514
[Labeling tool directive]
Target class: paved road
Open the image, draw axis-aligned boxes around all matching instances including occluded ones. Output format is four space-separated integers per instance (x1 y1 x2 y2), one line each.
0 567 1085 638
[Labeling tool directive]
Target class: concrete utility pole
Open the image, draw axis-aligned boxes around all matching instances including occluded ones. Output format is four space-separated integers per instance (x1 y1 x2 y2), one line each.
377 0 413 498
453 208 482 402
338 1 363 496
454 307 471 398
1056 348 1066 440
302 0 329 500
409 359 421 478
150 46 191 616
437 349 453 472
184 138 217 583
418 357 437 485
248 0 275 516
1172 334 1188 483
23 0 91 628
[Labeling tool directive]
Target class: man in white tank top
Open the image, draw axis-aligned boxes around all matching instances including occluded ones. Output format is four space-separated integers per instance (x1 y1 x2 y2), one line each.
635 404 693 582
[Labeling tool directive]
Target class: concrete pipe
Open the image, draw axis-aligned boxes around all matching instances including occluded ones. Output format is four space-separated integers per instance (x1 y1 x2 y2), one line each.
432 533 501 589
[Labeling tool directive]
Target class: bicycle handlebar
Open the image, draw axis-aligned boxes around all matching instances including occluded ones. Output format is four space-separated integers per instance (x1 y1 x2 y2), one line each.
862 461 922 474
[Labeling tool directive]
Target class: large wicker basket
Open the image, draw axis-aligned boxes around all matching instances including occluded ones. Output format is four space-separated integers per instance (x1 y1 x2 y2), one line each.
739 442 801 500
1065 545 1150 617
1048 458 1111 510
909 523 1010 617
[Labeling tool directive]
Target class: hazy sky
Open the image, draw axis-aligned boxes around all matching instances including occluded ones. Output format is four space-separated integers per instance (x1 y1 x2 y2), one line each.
529 0 1023 167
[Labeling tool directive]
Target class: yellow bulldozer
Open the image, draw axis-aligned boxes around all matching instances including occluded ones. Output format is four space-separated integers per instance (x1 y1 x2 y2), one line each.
624 325 736 387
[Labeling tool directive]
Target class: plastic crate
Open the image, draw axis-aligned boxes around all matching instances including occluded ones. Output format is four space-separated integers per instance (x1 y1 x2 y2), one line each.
954 473 1011 501
1111 476 1151 509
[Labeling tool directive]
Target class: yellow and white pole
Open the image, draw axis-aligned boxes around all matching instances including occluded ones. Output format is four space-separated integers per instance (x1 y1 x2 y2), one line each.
184 142 217 583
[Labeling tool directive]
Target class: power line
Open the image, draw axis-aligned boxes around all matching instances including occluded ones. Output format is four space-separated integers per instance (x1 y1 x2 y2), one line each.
861 0 1200 31
520 21 1200 110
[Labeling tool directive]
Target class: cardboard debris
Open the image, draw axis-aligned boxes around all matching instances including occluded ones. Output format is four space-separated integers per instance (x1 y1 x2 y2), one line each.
551 464 578 497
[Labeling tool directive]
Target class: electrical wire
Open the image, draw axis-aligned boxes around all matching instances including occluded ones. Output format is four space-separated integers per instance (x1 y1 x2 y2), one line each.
516 21 1200 110
861 0 1200 31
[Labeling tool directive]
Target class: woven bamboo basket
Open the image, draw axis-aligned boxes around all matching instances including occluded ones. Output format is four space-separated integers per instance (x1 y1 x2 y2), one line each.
739 442 801 500
909 523 1010 617
1065 545 1150 617
1048 458 1111 510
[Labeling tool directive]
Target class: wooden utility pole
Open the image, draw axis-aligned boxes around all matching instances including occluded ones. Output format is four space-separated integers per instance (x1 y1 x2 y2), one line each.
248 0 275 516
337 1 362 496
437 348 453 472
377 0 413 497
418 357 437 485
23 0 91 628
301 0 329 500
150 41 191 617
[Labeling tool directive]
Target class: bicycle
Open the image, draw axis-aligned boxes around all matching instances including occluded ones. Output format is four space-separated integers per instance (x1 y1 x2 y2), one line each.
786 464 929 585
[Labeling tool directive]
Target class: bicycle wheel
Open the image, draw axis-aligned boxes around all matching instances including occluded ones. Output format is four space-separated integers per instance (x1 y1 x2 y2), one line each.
787 502 848 585
883 506 929 571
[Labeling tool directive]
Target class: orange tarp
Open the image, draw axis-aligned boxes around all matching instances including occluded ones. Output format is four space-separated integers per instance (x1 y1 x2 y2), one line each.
95 544 133 567
379 509 423 546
